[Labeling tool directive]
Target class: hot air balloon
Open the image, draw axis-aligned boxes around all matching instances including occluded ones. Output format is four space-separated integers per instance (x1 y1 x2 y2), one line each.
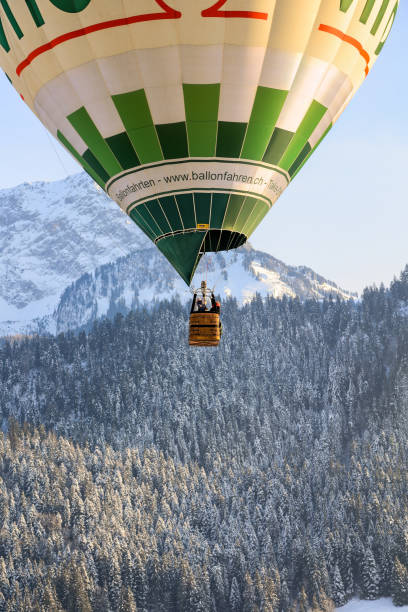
0 0 398 285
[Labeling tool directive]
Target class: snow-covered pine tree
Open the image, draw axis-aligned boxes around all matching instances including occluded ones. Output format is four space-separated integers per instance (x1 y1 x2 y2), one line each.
331 563 346 607
229 576 241 612
392 557 408 606
361 547 380 600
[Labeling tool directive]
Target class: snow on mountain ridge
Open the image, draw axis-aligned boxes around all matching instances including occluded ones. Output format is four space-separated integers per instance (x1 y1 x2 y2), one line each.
0 173 356 336
0 172 147 322
53 244 356 334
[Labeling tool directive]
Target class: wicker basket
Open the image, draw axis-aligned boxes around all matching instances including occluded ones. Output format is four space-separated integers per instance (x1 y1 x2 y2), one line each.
189 312 221 347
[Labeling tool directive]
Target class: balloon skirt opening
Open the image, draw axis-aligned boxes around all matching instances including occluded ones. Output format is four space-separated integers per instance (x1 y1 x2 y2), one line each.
156 230 246 285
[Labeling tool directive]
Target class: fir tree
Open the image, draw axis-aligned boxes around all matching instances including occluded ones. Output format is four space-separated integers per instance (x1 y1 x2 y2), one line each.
229 576 241 612
361 547 380 600
392 558 408 606
331 564 346 607
119 585 138 612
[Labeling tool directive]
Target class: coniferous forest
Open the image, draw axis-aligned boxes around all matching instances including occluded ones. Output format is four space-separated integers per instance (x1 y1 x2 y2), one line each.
2 269 408 610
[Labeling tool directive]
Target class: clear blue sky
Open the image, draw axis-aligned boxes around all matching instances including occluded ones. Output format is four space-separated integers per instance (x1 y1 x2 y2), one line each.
0 5 407 294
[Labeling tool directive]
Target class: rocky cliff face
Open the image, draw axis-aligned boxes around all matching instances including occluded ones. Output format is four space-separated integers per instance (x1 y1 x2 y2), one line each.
0 173 146 333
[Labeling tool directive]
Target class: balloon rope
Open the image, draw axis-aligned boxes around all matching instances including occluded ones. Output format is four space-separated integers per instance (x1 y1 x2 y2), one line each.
19 66 70 177
203 231 208 296
43 126 70 176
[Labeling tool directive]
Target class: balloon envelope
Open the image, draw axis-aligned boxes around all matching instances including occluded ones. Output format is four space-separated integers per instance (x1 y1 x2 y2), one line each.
0 0 398 283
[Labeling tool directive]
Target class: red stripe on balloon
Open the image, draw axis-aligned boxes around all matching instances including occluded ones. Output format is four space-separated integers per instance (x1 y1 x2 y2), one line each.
318 24 370 76
16 1 181 77
202 0 268 20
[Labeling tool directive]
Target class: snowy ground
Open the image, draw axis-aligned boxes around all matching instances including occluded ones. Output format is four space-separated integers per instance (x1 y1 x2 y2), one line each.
338 598 408 611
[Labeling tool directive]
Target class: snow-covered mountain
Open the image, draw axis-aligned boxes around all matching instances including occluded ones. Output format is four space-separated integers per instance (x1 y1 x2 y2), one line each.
0 173 147 333
54 244 356 333
0 173 356 336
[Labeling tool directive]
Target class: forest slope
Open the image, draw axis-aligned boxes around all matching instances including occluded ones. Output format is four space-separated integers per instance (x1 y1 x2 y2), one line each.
1 269 408 610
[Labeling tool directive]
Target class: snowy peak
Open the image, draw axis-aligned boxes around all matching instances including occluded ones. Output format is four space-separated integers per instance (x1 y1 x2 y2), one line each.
0 173 147 326
54 243 356 333
233 245 354 302
0 172 355 336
